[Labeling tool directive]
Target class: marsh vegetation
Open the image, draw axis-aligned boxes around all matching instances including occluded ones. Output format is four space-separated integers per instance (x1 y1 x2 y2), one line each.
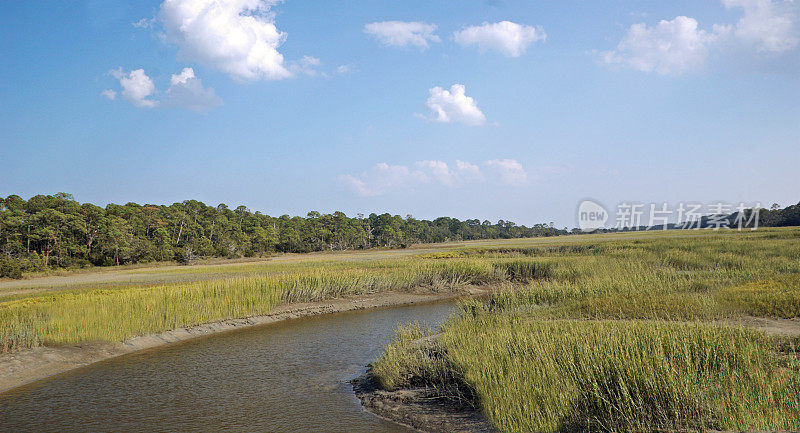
2 227 799 431
373 228 800 432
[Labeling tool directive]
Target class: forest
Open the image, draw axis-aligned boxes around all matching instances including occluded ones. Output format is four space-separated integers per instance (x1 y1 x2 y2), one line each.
0 193 565 277
2 193 798 279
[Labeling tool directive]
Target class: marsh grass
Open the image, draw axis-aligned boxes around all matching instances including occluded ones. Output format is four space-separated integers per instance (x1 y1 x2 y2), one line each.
373 228 800 432
0 257 552 351
372 323 479 408
438 318 800 433
719 275 800 318
4 228 800 431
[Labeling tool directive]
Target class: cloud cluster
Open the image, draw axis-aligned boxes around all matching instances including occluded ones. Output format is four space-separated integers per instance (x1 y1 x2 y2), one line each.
159 0 291 81
602 16 717 75
603 0 798 74
339 159 527 197
485 159 529 186
104 67 221 112
453 21 546 57
111 68 159 108
364 21 440 50
423 84 486 126
365 19 546 57
723 0 799 53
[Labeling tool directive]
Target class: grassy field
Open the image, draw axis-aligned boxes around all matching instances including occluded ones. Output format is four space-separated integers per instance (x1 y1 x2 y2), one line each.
2 228 799 431
2 229 665 352
372 227 800 432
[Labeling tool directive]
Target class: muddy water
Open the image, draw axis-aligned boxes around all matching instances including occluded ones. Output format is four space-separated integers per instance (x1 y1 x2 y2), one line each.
0 301 457 432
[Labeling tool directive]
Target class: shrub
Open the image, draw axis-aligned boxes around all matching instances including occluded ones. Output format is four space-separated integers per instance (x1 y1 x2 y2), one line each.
0 257 23 279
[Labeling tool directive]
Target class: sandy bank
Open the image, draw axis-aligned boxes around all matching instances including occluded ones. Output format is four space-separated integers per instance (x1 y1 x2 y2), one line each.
0 288 486 395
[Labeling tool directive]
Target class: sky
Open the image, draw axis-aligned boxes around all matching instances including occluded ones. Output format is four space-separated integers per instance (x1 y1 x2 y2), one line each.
1 0 799 228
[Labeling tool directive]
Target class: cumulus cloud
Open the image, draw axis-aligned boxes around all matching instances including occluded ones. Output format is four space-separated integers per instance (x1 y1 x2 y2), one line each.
602 16 717 74
111 68 159 108
165 67 222 112
364 21 440 50
486 159 529 186
602 1 799 74
423 84 486 126
339 159 524 196
453 21 546 57
723 0 798 53
159 0 291 81
106 67 220 112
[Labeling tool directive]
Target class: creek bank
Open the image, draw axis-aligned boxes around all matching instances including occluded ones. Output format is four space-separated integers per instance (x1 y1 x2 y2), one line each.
0 288 488 395
352 371 495 433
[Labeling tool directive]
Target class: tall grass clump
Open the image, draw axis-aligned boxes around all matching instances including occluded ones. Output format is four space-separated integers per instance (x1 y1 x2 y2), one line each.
0 308 40 352
718 275 800 318
372 323 478 407
438 317 800 432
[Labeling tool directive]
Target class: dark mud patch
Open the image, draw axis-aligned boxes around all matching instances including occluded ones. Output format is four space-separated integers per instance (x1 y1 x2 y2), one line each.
352 371 495 433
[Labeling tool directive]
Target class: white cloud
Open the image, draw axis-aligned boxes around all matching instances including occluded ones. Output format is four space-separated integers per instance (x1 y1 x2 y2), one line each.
132 18 155 29
455 160 484 182
159 0 291 81
336 64 353 75
338 175 372 196
340 161 479 196
723 0 798 53
100 89 117 100
339 163 428 197
339 159 527 196
423 84 486 126
453 21 546 57
602 16 717 75
290 55 322 76
165 67 222 112
107 67 221 112
364 21 440 50
111 68 159 108
416 160 487 186
602 1 799 74
486 159 529 186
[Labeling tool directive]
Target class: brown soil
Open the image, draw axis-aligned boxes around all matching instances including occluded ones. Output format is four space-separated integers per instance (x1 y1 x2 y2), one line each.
729 316 800 337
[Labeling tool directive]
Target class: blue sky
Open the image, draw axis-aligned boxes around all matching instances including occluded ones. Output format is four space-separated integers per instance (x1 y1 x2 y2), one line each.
1 0 798 227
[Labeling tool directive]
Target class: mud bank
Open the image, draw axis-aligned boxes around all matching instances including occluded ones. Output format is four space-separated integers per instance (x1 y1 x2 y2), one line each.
0 288 487 395
352 371 494 433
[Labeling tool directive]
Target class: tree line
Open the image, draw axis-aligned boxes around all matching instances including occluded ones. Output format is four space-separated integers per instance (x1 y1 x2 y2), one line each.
0 193 566 278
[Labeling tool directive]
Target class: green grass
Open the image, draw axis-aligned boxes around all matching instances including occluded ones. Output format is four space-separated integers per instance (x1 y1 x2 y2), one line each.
0 256 550 351
373 228 800 432
441 318 800 432
3 227 800 431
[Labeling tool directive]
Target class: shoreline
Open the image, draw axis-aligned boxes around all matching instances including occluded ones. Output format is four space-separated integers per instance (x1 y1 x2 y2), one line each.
0 288 486 395
352 371 495 433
